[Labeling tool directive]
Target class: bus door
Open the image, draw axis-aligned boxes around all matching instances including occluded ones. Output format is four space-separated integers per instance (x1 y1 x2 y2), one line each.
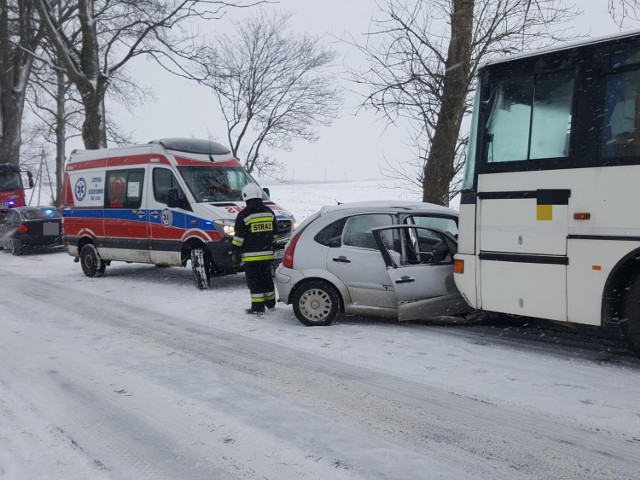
475 68 575 322
477 185 570 321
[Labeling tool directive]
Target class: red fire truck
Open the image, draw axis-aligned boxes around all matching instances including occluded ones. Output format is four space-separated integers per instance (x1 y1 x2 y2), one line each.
0 163 34 212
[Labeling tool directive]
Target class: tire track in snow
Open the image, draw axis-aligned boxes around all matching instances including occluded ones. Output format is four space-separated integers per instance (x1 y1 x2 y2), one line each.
2 273 640 479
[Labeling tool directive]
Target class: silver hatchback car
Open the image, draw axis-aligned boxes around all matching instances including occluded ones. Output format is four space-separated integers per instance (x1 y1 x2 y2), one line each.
275 201 471 326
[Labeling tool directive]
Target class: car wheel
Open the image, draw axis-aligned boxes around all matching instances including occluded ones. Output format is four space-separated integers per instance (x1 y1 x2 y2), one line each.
622 274 640 356
80 244 106 277
292 280 340 326
191 247 211 290
10 238 23 256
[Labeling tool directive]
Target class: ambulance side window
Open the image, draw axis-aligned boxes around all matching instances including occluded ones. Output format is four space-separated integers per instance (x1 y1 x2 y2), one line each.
105 169 144 209
153 168 183 204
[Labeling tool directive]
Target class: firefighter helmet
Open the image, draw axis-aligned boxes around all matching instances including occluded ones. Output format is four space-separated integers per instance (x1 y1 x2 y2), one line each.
242 183 263 201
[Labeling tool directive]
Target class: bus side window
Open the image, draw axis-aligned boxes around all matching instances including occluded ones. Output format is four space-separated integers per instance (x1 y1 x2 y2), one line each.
603 70 640 158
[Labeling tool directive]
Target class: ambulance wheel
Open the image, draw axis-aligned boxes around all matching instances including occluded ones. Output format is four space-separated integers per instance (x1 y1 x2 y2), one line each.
80 244 106 277
622 273 640 356
191 247 211 290
292 280 340 326
10 238 23 256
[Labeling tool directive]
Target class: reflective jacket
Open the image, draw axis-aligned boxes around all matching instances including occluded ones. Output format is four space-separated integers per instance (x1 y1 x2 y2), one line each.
232 200 277 262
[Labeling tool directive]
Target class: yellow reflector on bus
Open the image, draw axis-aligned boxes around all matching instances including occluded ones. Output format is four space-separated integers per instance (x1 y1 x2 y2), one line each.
454 259 464 274
536 204 552 221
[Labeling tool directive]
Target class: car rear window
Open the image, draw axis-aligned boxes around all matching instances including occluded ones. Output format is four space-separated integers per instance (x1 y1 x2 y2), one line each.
315 217 348 247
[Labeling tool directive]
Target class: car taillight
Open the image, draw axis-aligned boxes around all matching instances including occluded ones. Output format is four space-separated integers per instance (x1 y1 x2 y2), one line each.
282 233 302 269
18 224 28 233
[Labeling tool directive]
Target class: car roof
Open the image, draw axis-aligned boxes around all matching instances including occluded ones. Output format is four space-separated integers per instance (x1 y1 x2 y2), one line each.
13 206 58 211
318 200 458 217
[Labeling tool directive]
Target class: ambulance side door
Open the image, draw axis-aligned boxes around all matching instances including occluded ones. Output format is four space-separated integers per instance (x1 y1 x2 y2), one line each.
103 167 150 263
148 166 187 265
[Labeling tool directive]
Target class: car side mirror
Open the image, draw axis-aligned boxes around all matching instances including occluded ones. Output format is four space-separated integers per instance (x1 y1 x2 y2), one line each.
262 187 270 198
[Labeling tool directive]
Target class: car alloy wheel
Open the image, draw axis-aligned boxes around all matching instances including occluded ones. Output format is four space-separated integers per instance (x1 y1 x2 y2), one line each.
293 280 340 326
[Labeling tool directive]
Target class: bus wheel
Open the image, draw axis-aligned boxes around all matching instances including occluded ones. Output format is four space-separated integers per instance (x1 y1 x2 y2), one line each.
191 247 211 290
622 274 640 356
80 244 106 277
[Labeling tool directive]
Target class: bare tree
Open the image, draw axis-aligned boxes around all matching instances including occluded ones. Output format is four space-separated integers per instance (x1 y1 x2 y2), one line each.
35 0 257 150
0 0 44 167
609 0 640 25
195 10 343 176
24 2 149 206
350 0 580 206
26 62 81 205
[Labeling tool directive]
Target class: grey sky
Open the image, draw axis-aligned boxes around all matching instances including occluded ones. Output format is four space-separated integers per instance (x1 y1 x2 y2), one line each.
110 0 629 184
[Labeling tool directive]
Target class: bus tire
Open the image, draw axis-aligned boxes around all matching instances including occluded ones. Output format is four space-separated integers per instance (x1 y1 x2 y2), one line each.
622 273 640 356
292 280 340 326
191 247 210 290
80 244 106 277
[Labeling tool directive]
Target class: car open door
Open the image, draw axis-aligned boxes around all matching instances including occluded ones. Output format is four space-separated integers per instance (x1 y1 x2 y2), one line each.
373 225 470 321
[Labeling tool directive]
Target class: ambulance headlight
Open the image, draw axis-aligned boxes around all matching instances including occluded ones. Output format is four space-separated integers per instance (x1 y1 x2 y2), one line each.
214 220 235 236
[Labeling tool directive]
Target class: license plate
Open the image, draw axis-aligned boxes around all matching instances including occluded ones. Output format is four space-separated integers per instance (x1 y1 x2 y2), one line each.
43 222 60 235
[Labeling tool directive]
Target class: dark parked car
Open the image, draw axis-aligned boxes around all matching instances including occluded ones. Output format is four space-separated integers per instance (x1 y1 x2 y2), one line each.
0 206 63 255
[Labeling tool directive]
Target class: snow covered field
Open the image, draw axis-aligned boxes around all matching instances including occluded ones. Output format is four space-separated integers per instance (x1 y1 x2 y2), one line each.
1 179 639 479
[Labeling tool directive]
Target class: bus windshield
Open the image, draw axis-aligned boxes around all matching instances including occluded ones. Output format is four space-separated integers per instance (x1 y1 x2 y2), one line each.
177 166 266 203
0 170 23 192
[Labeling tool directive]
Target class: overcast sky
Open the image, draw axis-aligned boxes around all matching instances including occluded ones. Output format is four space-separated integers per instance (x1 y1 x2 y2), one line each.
109 0 630 184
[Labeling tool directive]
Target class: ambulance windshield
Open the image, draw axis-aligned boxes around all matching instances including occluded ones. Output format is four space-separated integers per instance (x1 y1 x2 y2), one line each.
177 166 267 203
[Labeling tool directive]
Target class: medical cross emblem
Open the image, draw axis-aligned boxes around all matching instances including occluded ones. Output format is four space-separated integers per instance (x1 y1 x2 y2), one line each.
161 208 173 227
75 178 87 201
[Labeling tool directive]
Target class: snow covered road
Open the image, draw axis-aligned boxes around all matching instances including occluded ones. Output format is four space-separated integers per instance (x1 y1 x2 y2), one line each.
1 250 640 479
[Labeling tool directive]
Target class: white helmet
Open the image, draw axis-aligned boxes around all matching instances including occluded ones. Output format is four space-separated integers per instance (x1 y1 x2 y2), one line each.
242 183 263 201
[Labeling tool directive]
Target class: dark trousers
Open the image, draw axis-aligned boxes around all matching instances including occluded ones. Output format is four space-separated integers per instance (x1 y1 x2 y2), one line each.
244 261 275 312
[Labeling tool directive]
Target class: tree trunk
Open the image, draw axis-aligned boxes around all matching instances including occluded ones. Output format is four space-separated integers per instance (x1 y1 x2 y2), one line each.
54 69 66 206
0 0 36 167
422 0 474 206
73 0 108 149
81 93 108 149
0 91 25 167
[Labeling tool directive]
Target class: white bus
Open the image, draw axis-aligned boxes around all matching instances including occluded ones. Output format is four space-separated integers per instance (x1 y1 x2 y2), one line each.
453 30 640 355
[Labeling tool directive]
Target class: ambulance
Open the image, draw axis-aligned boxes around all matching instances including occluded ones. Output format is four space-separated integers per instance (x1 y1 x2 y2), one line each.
62 138 296 289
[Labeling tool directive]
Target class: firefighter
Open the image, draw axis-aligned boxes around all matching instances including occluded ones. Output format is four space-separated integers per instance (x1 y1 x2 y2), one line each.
232 183 277 315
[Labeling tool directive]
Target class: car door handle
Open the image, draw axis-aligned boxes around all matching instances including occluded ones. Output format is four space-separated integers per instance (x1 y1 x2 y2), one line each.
332 256 351 263
136 211 146 218
150 211 160 219
395 276 415 284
